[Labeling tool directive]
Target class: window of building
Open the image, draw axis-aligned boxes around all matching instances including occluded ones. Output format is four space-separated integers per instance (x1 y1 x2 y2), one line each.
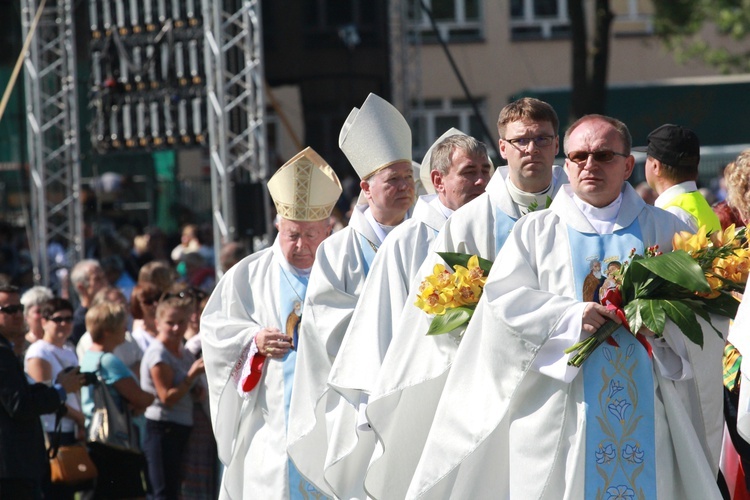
510 0 570 40
411 98 488 161
510 0 652 40
304 0 382 48
412 0 482 43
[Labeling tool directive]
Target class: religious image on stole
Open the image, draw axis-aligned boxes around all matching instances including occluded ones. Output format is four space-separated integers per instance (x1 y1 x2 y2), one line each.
567 224 750 367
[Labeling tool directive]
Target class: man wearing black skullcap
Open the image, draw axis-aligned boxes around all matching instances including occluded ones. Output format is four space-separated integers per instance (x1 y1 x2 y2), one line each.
640 123 721 232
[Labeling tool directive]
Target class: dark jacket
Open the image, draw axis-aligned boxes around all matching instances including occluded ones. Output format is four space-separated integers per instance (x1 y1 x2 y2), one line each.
0 335 63 480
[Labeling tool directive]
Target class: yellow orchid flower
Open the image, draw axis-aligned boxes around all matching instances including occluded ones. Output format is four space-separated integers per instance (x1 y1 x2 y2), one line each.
414 283 455 315
672 226 709 254
710 224 739 248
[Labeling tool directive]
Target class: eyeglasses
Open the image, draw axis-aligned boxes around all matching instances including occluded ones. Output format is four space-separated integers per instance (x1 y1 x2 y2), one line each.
566 150 629 165
48 315 74 324
503 135 554 149
161 288 207 302
0 304 24 315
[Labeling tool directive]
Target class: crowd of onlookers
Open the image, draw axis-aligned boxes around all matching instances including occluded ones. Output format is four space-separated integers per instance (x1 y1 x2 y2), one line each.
3 219 240 499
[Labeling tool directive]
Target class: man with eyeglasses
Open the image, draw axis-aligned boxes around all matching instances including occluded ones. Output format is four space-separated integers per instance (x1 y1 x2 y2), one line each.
407 114 725 499
201 147 341 499
0 285 85 499
361 97 569 499
289 131 492 498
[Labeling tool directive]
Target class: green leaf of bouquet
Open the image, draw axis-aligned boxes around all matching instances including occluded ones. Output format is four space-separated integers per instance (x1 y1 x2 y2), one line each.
621 257 650 301
700 291 741 319
624 301 644 335
661 299 704 347
437 252 493 275
634 250 710 293
628 299 667 334
688 304 726 340
426 306 473 335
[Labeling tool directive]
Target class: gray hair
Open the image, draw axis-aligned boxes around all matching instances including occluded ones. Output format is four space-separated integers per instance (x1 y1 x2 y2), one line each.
430 135 489 176
71 259 102 288
20 286 54 308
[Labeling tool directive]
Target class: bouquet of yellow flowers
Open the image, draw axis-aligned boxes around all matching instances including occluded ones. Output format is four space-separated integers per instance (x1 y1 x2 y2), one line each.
414 252 492 335
566 225 749 367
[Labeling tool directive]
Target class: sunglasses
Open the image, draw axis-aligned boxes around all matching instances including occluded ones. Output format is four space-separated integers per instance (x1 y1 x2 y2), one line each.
566 150 629 165
48 315 74 324
0 304 24 315
161 288 207 302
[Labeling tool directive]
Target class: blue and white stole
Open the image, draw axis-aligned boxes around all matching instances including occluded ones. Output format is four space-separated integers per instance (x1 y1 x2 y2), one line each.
277 266 324 499
494 209 516 256
358 234 378 276
567 223 657 500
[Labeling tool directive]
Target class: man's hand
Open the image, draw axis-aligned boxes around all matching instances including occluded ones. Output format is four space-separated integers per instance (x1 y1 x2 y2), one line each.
56 367 84 394
581 303 621 335
256 327 292 359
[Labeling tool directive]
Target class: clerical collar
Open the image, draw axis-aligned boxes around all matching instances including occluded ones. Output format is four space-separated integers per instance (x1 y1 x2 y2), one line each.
506 179 553 213
572 192 623 234
428 195 454 219
290 264 312 278
364 207 401 244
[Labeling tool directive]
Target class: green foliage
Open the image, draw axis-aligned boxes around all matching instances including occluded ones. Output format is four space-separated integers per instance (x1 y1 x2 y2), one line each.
426 306 473 335
437 252 493 275
653 0 750 73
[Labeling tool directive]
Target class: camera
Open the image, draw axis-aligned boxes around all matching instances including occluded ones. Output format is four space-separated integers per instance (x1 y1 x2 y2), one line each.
81 372 98 386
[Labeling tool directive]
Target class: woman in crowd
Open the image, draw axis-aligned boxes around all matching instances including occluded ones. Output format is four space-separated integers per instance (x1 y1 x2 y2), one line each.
720 150 750 498
177 286 218 499
76 286 142 376
79 302 154 499
130 282 162 354
24 297 84 500
140 295 205 499
20 285 54 347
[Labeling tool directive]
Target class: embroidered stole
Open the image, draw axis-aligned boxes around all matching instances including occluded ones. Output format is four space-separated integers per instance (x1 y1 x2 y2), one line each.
278 268 324 499
567 224 657 500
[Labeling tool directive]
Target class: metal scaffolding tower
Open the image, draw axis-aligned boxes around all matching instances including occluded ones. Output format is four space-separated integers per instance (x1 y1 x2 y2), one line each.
203 0 269 271
22 0 84 287
389 0 423 124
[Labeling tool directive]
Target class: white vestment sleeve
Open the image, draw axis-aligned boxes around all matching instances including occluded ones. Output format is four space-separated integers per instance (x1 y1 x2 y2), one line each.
531 302 586 383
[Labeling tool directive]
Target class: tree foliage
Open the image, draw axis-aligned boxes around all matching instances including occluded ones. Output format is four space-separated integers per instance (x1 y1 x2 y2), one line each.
652 0 750 73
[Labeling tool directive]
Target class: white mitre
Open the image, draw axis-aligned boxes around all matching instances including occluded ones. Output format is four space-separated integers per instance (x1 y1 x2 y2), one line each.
267 147 343 222
419 128 495 195
419 128 466 195
339 93 412 180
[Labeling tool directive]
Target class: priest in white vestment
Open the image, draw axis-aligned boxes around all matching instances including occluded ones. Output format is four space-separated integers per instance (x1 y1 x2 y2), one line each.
200 148 342 500
312 133 493 498
287 93 415 497
363 98 569 499
407 114 726 499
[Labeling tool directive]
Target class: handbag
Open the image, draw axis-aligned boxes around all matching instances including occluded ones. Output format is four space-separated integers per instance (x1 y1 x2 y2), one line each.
48 408 98 485
85 353 147 498
87 353 140 451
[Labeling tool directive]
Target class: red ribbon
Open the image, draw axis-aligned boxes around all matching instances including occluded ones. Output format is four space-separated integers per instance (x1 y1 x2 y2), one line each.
601 288 652 358
241 352 266 392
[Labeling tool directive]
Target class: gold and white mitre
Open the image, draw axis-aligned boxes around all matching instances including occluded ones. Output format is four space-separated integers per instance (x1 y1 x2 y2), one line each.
267 147 342 222
339 93 412 180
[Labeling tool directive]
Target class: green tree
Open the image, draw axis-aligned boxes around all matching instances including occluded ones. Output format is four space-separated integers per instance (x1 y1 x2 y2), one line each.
652 0 750 73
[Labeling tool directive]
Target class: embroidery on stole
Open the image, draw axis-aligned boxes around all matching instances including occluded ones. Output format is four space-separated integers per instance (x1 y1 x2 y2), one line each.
277 268 324 499
358 234 378 276
567 225 657 500
494 209 516 257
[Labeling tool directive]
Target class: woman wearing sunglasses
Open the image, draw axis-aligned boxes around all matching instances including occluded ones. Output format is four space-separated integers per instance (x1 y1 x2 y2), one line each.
25 297 85 500
130 282 163 355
